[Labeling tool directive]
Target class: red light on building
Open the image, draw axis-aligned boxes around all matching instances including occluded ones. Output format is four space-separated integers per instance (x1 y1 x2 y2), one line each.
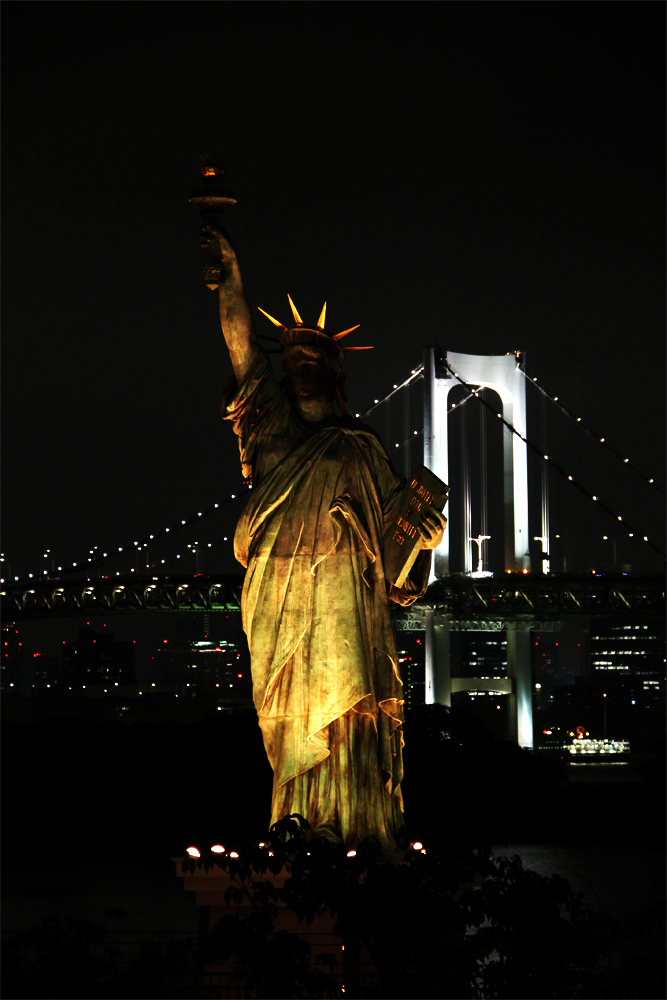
237 673 243 678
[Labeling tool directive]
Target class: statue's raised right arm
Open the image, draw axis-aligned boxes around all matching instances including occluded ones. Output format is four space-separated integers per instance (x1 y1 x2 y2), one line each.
201 225 261 385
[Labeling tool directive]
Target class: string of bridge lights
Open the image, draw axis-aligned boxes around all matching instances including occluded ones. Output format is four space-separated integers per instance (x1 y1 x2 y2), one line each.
6 358 663 584
362 362 662 496
3 488 252 585
520 369 664 496
359 363 478 453
357 362 664 559
442 363 666 560
358 366 425 417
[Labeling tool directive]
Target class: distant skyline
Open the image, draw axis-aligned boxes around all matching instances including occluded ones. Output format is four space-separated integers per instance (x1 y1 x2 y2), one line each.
3 4 664 582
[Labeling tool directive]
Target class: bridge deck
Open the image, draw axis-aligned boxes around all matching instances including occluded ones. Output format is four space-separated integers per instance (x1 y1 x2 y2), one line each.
1 573 663 621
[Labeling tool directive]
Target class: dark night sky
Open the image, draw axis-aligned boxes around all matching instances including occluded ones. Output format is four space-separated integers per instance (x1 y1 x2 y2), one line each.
3 3 665 584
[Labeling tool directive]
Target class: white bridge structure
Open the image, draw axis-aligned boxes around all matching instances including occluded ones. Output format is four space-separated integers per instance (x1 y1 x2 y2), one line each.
424 348 533 578
362 346 548 747
422 347 537 747
5 340 661 749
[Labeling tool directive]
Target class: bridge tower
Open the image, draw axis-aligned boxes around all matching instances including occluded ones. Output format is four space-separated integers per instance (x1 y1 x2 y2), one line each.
424 347 532 576
423 346 536 747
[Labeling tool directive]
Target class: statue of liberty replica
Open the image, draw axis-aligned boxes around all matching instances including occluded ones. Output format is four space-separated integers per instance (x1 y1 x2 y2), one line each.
194 162 446 853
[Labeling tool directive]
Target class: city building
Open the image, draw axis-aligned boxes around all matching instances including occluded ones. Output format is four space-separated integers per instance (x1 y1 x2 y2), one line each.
396 633 425 711
63 626 137 688
2 621 24 693
151 635 251 706
31 655 63 693
588 617 664 682
455 632 508 681
547 616 665 748
449 631 510 741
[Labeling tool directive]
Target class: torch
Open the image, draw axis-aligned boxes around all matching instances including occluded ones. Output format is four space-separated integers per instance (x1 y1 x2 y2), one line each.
189 154 237 290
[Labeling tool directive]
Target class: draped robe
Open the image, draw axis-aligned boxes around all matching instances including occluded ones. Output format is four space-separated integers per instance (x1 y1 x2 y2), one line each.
224 352 432 849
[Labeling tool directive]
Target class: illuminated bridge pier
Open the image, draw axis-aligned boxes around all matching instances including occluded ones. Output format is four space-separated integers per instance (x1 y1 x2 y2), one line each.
396 609 553 749
2 572 664 747
397 573 666 749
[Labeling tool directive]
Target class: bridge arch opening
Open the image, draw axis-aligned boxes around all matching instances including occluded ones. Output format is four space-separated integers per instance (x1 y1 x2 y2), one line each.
446 384 506 575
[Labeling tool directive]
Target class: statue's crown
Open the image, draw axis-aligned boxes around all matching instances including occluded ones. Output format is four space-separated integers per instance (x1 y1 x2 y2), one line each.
257 296 373 362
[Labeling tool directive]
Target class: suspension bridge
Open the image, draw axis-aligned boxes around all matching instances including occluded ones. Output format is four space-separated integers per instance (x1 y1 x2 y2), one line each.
3 348 664 746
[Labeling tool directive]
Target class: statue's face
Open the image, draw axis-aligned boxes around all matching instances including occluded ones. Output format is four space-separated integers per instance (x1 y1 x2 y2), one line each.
284 349 337 401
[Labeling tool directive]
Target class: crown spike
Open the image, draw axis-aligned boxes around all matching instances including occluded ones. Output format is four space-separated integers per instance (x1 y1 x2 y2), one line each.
333 324 361 341
342 345 374 350
317 302 327 330
257 306 288 331
287 294 303 325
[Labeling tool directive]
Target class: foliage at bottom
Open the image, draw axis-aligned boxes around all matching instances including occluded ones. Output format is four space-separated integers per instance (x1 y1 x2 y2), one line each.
3 817 664 998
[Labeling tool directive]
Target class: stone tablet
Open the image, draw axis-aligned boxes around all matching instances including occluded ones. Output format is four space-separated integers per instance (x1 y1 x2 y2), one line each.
384 466 449 587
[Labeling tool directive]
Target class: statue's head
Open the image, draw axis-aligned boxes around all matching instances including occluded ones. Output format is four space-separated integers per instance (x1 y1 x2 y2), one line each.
283 344 340 402
257 295 372 417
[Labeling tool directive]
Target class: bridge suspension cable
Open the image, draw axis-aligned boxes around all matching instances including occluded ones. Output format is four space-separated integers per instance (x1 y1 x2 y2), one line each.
361 362 663 496
520 369 664 495
358 366 424 418
4 487 252 586
361 361 665 559
9 356 664 584
443 362 666 560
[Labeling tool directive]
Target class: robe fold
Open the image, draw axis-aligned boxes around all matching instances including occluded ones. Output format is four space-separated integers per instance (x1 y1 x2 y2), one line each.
224 352 431 848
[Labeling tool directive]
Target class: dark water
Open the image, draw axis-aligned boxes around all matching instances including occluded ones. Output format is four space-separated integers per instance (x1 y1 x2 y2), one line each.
3 719 663 939
494 843 665 921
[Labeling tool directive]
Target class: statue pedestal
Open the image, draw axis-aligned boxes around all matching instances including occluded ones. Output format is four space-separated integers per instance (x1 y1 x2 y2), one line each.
173 858 369 997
